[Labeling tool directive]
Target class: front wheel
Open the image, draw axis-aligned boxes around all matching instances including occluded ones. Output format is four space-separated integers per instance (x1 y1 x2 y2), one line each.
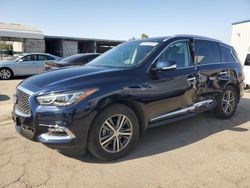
0 68 12 80
214 85 237 119
87 104 139 160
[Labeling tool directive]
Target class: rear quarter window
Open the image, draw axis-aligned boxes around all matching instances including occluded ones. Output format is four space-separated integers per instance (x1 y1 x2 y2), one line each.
46 55 55 60
220 45 236 63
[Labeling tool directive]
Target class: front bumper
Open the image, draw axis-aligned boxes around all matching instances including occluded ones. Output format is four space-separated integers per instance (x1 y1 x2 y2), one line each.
12 92 97 154
37 124 76 144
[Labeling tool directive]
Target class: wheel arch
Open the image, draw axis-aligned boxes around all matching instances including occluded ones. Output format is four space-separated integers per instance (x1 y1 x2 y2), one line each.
0 67 14 77
119 100 148 135
95 96 148 135
225 82 240 103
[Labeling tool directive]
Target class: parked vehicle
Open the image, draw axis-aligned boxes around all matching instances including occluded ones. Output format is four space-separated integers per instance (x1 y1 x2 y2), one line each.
243 53 250 88
0 53 60 79
44 53 100 70
12 35 244 160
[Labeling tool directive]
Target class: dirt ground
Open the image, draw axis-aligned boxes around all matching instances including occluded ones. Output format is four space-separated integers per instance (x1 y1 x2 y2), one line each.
1 79 250 187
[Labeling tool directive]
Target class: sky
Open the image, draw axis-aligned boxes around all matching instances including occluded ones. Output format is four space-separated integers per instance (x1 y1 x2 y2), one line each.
1 0 249 43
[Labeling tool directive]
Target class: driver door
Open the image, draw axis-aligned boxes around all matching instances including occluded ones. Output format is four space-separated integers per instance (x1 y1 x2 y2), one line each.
147 40 198 120
16 54 38 75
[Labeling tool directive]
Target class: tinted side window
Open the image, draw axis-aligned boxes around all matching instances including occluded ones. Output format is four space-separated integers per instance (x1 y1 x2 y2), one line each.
22 55 36 61
195 40 220 64
245 54 250 66
46 55 54 60
157 41 191 68
220 45 236 62
37 55 46 61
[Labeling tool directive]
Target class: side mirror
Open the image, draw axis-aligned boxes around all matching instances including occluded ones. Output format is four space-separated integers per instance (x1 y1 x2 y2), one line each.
154 60 176 71
17 59 23 62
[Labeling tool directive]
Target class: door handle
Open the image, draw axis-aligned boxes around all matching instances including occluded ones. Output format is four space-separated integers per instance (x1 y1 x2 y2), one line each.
219 71 227 75
187 77 196 82
187 77 197 89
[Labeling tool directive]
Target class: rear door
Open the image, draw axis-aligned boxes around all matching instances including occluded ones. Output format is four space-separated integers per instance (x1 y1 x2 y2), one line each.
194 39 229 97
36 55 48 73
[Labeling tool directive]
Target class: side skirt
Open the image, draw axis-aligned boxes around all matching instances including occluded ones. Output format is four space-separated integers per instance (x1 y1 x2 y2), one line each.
148 113 197 128
148 99 216 129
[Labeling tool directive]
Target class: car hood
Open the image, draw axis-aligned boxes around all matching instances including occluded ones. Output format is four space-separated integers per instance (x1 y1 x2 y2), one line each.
0 60 15 64
20 65 127 93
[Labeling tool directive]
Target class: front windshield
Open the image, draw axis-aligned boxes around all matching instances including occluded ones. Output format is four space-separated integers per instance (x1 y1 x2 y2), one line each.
88 40 159 68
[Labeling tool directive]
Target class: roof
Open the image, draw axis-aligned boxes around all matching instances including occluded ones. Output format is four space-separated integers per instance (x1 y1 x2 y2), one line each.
0 22 44 39
174 34 222 43
232 20 250 25
133 35 222 43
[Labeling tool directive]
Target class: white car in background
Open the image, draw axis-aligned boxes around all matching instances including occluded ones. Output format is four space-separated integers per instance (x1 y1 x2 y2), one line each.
244 53 250 88
0 53 60 79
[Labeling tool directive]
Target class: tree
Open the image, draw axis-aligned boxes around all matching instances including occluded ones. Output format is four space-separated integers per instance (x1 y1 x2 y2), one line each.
140 33 149 39
0 42 12 50
129 37 137 41
128 33 149 41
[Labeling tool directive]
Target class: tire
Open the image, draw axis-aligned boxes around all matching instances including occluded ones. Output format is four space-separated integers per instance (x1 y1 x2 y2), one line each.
87 103 139 160
0 68 12 80
214 85 237 119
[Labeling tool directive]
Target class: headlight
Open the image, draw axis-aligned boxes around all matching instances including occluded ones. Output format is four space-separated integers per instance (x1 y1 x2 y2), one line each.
36 89 98 106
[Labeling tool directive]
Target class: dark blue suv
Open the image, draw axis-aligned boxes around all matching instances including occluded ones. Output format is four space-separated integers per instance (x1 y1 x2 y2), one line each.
12 35 244 160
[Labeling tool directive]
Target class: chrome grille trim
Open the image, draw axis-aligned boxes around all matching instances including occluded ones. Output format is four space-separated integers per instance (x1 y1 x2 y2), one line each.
15 108 31 118
17 85 35 95
15 86 34 116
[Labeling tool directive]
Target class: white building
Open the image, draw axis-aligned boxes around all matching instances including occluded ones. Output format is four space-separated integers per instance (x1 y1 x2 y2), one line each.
231 20 250 64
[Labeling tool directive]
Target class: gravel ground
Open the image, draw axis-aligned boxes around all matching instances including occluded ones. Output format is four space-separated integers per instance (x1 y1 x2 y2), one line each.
1 79 250 187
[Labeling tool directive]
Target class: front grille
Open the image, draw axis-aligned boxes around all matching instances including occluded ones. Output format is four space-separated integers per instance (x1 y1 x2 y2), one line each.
16 89 31 115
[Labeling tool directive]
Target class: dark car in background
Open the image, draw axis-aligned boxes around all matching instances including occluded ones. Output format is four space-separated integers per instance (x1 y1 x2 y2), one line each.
12 35 244 160
44 53 100 70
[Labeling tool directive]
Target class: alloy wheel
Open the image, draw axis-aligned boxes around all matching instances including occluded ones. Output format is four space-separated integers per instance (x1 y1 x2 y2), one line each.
0 69 11 79
99 114 133 153
222 90 235 114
